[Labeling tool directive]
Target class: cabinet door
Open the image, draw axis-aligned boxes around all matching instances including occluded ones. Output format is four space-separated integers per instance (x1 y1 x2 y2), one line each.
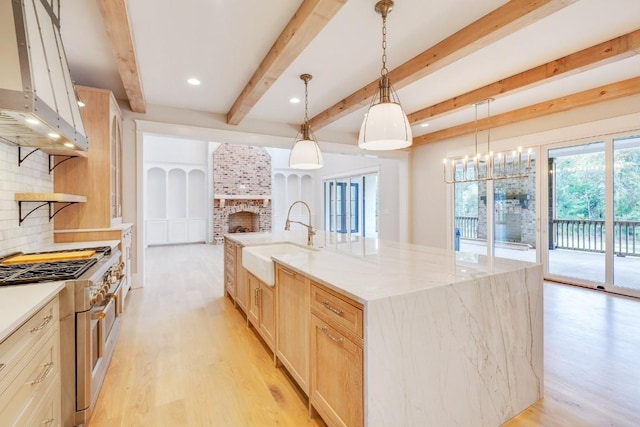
276 265 309 394
110 109 122 221
258 283 275 351
247 274 260 327
235 247 248 312
310 315 363 427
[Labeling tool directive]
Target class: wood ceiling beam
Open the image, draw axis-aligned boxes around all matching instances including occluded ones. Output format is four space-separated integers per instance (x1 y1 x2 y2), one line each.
96 0 146 113
308 0 576 130
412 76 640 146
409 29 640 125
226 0 348 125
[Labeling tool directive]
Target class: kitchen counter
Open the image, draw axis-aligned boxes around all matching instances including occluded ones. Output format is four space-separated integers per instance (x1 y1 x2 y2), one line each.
225 231 538 302
225 231 543 426
0 281 64 342
41 239 121 252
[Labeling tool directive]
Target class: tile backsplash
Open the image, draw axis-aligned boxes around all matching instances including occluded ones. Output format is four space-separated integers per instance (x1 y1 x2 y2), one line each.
0 143 53 256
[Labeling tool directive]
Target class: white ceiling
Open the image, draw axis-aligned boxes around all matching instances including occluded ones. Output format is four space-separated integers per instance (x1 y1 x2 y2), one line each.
59 0 640 144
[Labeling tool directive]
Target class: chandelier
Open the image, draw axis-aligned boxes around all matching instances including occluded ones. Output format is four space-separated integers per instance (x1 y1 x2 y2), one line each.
443 99 531 183
358 0 412 150
289 73 323 169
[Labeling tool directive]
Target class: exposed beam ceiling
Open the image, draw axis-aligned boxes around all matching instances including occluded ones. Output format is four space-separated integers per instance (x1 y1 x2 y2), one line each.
226 0 348 125
96 0 146 113
408 29 640 125
413 76 640 146
308 0 577 130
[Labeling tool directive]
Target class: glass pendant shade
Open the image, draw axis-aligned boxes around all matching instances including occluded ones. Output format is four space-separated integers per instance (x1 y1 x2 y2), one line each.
290 129 323 169
358 101 412 150
358 0 412 151
289 74 323 169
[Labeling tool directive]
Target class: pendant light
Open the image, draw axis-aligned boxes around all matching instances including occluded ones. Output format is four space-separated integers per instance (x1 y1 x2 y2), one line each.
358 0 412 151
289 74 323 169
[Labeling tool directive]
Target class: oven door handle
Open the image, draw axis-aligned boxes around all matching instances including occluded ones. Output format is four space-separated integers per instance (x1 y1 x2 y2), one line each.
92 311 106 358
92 296 114 358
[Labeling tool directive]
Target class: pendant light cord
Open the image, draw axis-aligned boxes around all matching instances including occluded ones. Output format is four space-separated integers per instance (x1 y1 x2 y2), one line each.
381 13 388 77
304 77 309 122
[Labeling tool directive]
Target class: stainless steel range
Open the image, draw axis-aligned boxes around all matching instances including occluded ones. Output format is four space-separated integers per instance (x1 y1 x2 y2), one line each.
0 246 124 426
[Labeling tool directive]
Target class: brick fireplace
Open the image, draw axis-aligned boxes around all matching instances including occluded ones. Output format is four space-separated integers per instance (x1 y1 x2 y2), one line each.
212 144 272 243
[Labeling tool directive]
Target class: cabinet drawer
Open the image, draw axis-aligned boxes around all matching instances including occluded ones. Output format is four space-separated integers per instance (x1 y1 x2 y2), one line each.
311 284 363 340
0 328 60 426
0 298 59 391
17 368 61 427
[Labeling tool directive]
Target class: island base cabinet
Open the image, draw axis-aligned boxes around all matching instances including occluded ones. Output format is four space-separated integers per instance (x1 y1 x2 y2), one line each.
258 283 275 350
276 264 309 395
310 314 363 427
247 273 275 352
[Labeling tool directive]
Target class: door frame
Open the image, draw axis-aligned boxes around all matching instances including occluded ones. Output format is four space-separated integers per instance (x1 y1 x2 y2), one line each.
541 133 640 298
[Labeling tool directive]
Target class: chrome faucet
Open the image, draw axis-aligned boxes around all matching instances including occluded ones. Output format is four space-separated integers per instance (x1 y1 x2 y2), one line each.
284 200 315 246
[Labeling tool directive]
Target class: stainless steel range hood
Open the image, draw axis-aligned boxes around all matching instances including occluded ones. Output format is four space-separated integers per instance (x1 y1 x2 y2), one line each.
0 0 87 152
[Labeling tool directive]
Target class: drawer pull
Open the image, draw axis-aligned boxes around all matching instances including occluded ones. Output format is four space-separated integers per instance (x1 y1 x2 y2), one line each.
30 315 53 333
321 326 344 344
30 362 54 385
322 300 344 316
42 418 55 426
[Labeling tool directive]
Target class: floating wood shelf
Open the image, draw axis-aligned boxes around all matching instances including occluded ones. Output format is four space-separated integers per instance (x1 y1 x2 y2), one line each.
14 193 87 225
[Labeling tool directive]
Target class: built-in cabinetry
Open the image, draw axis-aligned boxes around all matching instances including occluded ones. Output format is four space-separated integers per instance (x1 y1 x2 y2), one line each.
310 283 364 427
52 85 134 301
247 273 275 351
275 263 310 395
0 297 61 426
53 85 122 229
223 239 364 427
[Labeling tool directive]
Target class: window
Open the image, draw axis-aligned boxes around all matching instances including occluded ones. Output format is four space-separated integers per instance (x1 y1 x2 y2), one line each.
324 172 377 238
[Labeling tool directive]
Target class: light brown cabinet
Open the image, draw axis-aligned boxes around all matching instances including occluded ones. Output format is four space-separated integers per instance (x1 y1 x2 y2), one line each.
53 85 123 229
235 245 249 313
275 264 310 394
310 283 364 427
224 239 236 301
247 273 275 352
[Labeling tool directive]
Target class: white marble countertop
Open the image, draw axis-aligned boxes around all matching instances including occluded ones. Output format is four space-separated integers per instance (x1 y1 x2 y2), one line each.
225 231 539 303
0 281 65 342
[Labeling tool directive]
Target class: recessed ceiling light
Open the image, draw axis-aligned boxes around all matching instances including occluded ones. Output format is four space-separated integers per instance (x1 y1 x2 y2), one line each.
77 100 85 107
63 142 75 148
48 132 60 139
420 123 430 128
289 97 300 104
187 78 201 86
26 118 40 125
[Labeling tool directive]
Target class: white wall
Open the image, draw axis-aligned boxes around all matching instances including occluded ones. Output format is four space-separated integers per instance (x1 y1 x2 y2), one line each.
412 95 640 249
0 143 53 256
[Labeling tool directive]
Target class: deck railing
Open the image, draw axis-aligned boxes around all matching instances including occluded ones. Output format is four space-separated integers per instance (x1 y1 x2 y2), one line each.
454 216 478 239
552 219 640 257
454 216 640 257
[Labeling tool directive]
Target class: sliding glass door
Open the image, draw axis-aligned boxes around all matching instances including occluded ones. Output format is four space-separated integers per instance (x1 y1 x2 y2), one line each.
543 135 640 298
611 135 640 295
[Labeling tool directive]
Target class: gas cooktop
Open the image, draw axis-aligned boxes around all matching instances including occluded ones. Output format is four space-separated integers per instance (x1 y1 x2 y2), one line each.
0 246 111 286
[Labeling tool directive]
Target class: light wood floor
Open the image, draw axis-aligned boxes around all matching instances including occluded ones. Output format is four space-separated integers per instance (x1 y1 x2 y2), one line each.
89 244 640 427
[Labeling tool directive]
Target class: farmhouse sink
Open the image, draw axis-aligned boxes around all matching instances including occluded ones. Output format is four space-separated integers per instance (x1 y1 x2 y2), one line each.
242 243 314 286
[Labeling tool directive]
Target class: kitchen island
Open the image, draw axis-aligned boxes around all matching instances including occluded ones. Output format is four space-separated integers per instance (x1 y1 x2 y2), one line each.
225 231 543 427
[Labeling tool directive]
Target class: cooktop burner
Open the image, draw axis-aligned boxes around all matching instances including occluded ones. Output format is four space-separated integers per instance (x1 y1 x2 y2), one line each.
0 258 98 286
